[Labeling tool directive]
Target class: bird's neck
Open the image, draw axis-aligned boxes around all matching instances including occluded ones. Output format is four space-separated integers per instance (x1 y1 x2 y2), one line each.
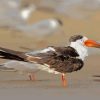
70 42 88 60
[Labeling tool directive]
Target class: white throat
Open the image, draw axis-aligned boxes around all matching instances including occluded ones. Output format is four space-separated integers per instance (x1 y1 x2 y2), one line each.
70 42 88 60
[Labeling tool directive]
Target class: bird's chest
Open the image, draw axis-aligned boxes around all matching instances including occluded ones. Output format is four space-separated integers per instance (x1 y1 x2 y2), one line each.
77 46 88 60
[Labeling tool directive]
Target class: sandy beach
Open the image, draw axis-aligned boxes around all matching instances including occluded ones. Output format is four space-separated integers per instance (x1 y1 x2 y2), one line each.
0 1 100 99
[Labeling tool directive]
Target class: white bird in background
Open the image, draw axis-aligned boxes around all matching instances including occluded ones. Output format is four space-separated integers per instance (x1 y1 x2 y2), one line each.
17 18 63 37
0 0 36 27
0 0 62 37
0 61 39 80
20 4 36 20
0 61 39 73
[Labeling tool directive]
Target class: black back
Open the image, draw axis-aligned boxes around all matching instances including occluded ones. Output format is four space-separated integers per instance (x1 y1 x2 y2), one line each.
28 46 84 73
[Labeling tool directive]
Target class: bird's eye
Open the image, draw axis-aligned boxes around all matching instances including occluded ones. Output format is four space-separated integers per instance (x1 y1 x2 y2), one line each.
81 39 84 44
81 39 83 42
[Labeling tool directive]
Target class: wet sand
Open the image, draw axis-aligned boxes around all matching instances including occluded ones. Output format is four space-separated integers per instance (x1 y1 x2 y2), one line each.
0 6 100 100
0 55 99 100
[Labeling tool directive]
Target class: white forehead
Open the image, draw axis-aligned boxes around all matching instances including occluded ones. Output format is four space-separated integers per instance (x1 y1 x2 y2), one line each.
82 36 88 41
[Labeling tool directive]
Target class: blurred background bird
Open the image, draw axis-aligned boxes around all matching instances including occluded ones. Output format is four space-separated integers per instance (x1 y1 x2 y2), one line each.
0 0 63 38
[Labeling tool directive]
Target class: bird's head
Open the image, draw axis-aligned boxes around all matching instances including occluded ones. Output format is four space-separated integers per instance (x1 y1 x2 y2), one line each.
69 35 100 60
21 4 36 20
69 35 100 48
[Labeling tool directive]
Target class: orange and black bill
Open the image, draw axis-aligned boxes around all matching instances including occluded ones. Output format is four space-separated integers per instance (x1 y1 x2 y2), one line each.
84 40 100 48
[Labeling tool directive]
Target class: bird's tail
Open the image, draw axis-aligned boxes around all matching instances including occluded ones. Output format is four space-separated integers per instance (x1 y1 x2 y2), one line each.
0 47 27 61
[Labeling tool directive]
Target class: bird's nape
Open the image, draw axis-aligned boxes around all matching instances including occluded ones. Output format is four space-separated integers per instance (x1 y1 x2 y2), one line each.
69 35 83 42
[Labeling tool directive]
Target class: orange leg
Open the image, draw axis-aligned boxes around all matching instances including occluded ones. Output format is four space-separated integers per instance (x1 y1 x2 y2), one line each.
28 73 36 81
61 74 67 87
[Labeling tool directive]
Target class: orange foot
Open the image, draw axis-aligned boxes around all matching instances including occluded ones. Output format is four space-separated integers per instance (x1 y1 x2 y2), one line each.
28 73 36 81
61 74 67 87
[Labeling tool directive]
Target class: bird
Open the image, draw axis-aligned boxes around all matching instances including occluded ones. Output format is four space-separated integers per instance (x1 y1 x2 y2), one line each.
17 18 63 37
0 0 62 37
0 0 35 27
0 35 100 86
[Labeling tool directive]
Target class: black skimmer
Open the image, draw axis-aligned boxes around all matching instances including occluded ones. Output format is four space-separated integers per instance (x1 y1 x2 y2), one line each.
0 35 100 86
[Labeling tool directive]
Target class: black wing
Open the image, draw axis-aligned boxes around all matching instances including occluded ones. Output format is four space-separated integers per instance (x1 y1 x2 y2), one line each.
0 47 27 61
26 46 83 74
52 46 79 57
26 46 79 62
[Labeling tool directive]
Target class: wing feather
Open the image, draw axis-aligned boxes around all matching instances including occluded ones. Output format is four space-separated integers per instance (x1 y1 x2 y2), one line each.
26 46 79 63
